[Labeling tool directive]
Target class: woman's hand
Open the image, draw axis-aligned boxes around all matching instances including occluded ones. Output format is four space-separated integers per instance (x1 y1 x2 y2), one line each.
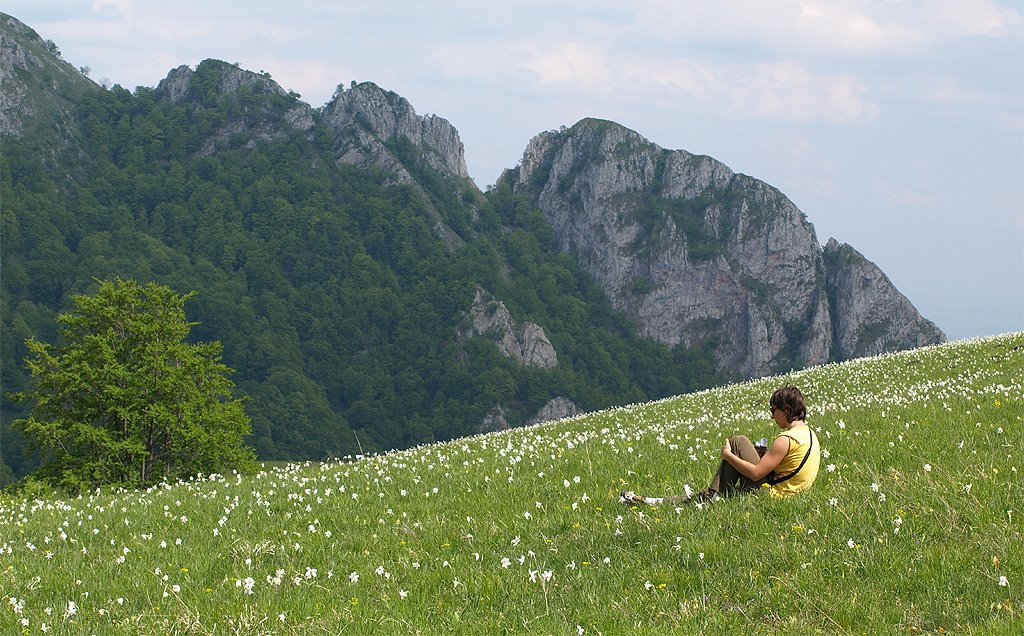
721 439 733 460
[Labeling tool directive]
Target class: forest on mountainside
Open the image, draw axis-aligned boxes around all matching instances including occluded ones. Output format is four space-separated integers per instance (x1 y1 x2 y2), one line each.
0 63 724 485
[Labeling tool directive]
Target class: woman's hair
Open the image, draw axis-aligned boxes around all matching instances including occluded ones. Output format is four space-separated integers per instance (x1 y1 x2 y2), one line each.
770 385 806 423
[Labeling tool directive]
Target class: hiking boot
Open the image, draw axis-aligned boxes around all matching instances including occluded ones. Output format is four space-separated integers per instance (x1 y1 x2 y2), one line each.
691 489 717 503
619 490 647 505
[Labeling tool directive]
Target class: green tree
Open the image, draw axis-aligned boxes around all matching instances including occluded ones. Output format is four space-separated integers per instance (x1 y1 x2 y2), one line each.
11 278 256 492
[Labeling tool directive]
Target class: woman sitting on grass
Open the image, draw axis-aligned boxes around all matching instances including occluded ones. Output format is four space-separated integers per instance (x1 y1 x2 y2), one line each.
622 385 820 505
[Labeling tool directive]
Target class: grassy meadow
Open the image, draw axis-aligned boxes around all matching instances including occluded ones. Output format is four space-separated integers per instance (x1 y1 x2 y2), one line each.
1 333 1021 634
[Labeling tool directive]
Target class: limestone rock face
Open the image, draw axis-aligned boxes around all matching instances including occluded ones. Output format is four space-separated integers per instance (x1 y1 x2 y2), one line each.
823 239 945 358
479 405 510 434
0 13 95 168
319 82 475 249
321 82 469 180
0 16 42 137
511 118 944 377
461 288 559 370
155 61 314 156
526 397 581 426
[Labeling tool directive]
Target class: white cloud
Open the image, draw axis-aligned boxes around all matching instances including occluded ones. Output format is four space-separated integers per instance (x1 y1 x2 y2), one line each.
797 1 926 52
728 62 879 125
916 74 1021 116
620 59 720 99
625 59 879 125
509 41 612 90
874 72 1023 131
631 0 1021 56
923 0 1023 39
574 17 631 37
150 17 212 42
632 0 800 46
437 39 879 126
44 17 131 43
432 43 514 82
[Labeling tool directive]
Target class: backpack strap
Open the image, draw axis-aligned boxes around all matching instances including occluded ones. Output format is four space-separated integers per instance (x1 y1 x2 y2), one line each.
767 428 814 486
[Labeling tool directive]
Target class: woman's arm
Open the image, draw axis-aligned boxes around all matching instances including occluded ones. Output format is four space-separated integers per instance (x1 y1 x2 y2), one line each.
721 436 790 481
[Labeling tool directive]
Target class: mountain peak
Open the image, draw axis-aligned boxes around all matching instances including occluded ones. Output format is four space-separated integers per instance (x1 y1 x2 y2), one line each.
156 59 289 103
823 239 944 358
511 117 944 377
322 80 471 182
1 12 95 139
150 59 313 157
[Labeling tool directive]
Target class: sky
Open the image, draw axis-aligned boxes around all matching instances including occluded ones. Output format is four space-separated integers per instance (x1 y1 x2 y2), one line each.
6 0 1023 341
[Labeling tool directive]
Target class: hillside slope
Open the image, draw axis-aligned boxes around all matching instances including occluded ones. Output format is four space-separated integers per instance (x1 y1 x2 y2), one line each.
0 333 1019 633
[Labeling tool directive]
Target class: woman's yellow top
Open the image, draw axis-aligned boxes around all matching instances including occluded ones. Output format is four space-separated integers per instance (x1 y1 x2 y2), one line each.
769 424 820 497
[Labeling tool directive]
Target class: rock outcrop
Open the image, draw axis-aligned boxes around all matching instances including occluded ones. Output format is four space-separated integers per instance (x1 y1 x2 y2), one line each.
155 61 314 156
480 398 580 435
823 239 944 359
460 288 559 369
319 81 477 249
321 82 469 181
526 397 581 426
478 405 510 434
0 13 95 171
149 63 476 248
510 119 943 377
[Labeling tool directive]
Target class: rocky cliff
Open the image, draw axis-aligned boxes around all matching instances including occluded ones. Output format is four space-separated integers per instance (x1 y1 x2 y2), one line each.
153 62 480 250
321 81 469 182
823 239 944 359
509 119 943 377
479 397 581 434
526 397 581 426
460 288 559 370
153 63 474 206
0 14 95 172
155 61 314 157
321 82 481 249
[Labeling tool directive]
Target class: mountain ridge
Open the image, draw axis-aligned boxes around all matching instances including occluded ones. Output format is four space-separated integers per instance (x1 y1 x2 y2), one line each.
506 118 943 376
0 12 944 483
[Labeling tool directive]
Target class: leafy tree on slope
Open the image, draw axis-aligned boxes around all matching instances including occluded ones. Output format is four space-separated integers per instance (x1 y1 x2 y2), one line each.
11 278 256 492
